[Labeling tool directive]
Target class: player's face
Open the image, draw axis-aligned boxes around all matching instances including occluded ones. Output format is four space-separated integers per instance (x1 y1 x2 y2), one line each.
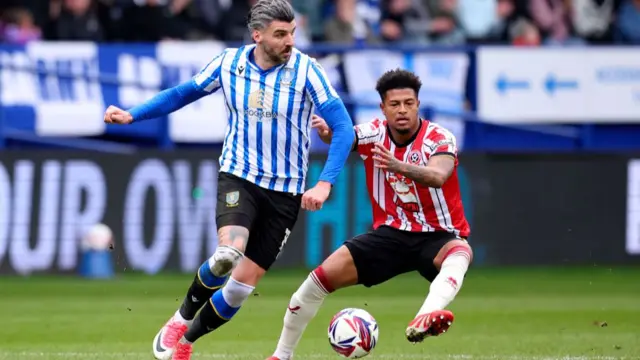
380 88 420 135
255 20 296 64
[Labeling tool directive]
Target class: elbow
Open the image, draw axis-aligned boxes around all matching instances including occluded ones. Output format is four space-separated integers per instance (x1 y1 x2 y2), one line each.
334 122 355 146
429 172 448 188
430 178 446 188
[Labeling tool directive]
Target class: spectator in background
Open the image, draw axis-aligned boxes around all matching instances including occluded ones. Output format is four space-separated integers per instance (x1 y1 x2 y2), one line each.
100 0 193 42
380 0 464 45
0 7 42 44
49 0 104 41
510 17 541 45
568 0 616 43
614 0 640 43
529 0 585 44
324 0 379 44
425 0 466 45
457 0 515 43
292 0 324 42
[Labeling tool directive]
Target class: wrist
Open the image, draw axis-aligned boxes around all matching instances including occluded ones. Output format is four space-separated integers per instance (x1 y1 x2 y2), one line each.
396 162 409 174
316 180 333 189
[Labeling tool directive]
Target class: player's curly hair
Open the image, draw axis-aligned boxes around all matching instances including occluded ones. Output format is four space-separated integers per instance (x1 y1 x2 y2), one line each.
247 0 295 31
375 69 422 100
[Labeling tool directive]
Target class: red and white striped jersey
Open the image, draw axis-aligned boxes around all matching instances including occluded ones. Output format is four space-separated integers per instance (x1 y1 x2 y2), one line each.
354 118 470 237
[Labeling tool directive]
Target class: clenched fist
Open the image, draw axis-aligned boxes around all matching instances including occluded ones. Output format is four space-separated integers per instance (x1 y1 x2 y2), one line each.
301 181 332 211
104 105 133 125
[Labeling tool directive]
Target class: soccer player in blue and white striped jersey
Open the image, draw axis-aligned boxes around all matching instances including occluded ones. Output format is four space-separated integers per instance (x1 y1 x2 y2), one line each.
104 1 354 359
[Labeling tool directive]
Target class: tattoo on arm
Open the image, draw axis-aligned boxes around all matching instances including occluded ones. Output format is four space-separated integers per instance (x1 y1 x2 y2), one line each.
218 225 250 252
398 155 455 188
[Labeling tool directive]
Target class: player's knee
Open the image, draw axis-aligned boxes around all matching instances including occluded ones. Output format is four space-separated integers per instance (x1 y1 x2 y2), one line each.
311 266 337 294
221 277 255 308
210 245 244 277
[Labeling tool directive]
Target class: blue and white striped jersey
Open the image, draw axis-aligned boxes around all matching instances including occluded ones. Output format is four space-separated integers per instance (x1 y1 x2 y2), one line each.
193 44 339 195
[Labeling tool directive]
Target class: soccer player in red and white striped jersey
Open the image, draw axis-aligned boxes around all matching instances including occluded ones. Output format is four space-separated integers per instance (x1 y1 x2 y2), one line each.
354 114 470 235
267 69 473 360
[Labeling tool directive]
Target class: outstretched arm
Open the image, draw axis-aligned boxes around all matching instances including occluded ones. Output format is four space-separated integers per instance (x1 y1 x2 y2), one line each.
314 99 355 185
305 59 354 186
129 80 208 122
120 49 228 123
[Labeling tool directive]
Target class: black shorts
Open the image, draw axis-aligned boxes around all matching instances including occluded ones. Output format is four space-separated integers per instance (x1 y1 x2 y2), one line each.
215 171 301 271
344 225 464 287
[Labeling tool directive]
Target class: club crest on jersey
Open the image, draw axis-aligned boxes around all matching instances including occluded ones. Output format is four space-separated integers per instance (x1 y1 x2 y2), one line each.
408 150 422 165
281 68 294 85
225 191 240 207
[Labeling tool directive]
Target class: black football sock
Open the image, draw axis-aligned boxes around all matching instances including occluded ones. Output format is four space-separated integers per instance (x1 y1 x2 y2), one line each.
183 298 230 343
178 261 228 321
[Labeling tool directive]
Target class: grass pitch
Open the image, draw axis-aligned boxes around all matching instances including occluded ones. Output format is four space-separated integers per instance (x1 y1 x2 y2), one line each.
1 267 639 360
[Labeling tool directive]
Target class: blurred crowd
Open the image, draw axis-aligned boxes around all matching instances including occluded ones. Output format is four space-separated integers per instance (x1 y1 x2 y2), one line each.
0 0 639 46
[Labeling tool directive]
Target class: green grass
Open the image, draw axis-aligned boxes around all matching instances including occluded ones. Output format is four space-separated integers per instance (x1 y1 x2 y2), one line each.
1 267 639 360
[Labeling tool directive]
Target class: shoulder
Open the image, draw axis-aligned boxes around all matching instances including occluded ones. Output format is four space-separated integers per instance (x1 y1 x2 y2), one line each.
219 47 244 60
294 49 324 72
355 118 386 144
424 121 456 141
422 121 457 152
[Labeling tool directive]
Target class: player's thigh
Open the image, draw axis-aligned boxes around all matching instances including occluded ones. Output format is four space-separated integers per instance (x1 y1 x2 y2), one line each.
215 172 259 251
344 226 416 288
243 188 302 272
317 245 359 290
417 232 470 282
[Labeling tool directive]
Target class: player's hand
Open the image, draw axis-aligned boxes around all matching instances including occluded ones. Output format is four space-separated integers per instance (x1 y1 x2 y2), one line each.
311 115 331 137
104 105 133 125
372 143 403 172
301 181 331 211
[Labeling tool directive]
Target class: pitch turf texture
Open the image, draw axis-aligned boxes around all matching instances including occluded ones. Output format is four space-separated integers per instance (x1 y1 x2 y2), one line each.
1 267 639 360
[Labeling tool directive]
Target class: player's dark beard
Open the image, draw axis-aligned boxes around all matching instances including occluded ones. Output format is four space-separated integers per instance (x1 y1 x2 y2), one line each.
396 128 411 135
264 44 287 64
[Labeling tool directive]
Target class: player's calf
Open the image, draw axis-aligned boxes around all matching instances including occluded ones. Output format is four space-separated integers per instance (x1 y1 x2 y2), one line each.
178 245 243 321
181 277 255 344
271 245 357 360
153 245 245 360
406 241 472 343
271 267 335 360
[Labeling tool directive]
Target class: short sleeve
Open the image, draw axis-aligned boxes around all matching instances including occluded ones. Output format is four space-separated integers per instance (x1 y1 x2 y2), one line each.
423 126 458 159
353 119 385 157
192 49 229 93
305 57 339 107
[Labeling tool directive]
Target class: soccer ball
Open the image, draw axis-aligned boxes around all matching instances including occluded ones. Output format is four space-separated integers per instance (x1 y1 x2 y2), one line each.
82 223 113 251
328 308 379 358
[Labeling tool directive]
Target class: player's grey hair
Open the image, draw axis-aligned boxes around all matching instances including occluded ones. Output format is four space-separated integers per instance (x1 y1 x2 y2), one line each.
247 0 295 31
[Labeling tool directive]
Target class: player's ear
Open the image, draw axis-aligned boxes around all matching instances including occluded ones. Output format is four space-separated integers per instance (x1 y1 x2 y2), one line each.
252 29 261 43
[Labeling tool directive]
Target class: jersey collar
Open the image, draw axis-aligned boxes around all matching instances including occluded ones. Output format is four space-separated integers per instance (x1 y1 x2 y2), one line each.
386 118 426 148
245 44 297 75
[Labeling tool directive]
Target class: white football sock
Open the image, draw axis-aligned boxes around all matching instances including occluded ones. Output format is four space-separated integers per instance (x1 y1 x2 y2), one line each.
273 268 332 360
417 249 471 316
173 309 193 326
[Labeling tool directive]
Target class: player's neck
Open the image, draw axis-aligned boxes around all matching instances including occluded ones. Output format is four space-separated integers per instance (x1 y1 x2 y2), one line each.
253 46 280 71
387 119 422 147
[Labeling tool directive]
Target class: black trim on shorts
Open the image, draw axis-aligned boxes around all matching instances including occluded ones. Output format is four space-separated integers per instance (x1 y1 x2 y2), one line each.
216 213 252 230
